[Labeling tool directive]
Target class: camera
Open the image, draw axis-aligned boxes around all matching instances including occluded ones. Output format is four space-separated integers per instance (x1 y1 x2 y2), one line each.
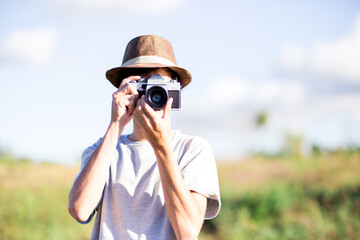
127 74 181 110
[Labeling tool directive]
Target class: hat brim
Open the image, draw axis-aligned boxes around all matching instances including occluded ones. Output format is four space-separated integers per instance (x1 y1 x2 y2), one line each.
106 63 192 89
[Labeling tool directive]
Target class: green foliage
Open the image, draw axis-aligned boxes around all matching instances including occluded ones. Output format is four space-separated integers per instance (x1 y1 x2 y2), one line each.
255 111 268 127
1 151 360 240
201 153 360 240
0 155 92 240
204 184 360 240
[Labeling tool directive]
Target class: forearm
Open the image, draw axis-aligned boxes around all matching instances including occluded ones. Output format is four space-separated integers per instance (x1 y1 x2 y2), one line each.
68 122 122 221
154 143 206 240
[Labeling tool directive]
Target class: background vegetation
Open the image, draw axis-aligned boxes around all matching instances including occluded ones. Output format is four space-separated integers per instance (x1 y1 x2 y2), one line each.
1 146 359 240
201 148 360 240
0 153 92 240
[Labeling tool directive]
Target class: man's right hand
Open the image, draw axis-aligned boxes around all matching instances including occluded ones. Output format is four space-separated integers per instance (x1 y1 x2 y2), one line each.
111 76 140 127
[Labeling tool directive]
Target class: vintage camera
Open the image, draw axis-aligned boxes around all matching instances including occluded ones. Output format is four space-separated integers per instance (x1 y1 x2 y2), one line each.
127 74 181 110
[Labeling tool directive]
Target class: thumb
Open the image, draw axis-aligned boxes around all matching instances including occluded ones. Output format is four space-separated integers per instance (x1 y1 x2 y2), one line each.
163 97 173 119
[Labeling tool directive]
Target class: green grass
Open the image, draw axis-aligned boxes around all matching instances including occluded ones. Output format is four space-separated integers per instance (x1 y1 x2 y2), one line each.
0 160 92 240
200 152 360 240
1 151 359 240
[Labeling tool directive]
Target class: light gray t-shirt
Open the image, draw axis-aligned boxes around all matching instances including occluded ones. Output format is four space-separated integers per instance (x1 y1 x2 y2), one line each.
78 130 221 240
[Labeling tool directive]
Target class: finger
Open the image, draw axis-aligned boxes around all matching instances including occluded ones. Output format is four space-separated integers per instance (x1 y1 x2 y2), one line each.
126 95 139 114
113 81 140 99
136 95 147 110
113 94 133 110
119 75 141 88
124 83 139 96
135 97 159 129
138 96 158 123
118 75 141 91
163 98 173 119
114 97 129 110
134 103 152 129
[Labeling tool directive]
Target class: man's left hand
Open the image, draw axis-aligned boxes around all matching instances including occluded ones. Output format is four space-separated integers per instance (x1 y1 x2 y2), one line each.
133 96 173 148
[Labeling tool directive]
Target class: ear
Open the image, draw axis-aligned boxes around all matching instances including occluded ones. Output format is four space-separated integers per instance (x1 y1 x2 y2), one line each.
163 98 173 119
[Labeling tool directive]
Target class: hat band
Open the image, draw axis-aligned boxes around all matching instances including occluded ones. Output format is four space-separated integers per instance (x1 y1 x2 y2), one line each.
122 56 176 67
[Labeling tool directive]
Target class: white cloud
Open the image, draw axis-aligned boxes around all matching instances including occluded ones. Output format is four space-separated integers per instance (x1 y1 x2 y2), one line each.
185 75 305 115
303 93 360 146
279 14 360 82
178 75 307 157
179 74 360 154
305 93 360 122
256 80 305 108
0 27 57 65
278 44 305 73
43 0 186 14
206 75 250 108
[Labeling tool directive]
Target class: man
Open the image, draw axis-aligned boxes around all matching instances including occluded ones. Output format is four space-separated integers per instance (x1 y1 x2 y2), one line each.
68 35 220 240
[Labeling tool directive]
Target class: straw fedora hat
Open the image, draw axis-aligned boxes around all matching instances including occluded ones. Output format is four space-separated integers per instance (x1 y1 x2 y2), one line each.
106 35 192 88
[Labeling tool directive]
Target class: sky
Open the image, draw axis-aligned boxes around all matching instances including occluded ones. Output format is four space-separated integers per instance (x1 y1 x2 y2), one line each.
1 0 360 165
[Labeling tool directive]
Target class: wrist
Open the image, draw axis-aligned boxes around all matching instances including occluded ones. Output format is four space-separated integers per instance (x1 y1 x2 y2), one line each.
152 139 172 159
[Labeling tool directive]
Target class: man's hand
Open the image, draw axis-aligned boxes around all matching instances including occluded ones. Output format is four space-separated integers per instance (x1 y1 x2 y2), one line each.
133 96 173 148
111 76 140 127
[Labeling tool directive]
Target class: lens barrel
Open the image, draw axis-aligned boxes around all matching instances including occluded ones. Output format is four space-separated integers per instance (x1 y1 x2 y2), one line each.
145 86 168 109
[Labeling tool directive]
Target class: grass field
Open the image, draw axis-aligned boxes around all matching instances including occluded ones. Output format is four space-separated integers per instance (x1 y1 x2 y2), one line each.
201 151 360 240
1 150 359 239
0 157 93 239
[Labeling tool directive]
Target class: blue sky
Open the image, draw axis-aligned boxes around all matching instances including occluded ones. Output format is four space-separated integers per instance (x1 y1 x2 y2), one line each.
1 0 360 164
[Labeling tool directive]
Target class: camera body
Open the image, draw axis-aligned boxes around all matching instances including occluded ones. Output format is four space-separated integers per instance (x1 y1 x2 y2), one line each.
127 74 181 110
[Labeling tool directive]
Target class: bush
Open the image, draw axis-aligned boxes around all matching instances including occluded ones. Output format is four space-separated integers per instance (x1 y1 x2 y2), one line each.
201 154 360 240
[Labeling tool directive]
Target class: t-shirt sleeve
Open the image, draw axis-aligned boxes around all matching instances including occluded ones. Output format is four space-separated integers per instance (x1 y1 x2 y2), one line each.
73 138 103 184
179 137 221 219
80 138 103 171
73 138 104 224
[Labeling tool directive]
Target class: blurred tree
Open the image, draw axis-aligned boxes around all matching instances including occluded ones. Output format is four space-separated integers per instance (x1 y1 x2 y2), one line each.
311 144 322 155
255 111 268 128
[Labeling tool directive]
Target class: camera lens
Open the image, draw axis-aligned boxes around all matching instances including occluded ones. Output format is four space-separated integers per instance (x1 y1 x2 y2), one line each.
146 86 168 109
151 93 162 103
